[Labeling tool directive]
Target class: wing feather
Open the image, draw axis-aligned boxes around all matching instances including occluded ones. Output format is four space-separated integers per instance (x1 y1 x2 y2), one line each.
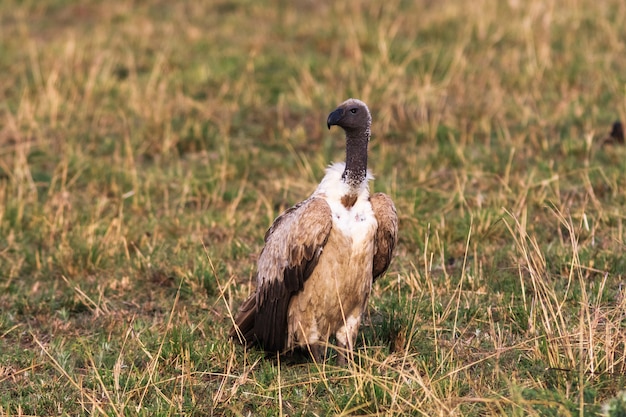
253 197 332 351
370 193 398 281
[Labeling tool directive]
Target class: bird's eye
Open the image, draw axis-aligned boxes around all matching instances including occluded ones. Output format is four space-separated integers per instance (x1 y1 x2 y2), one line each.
350 108 358 114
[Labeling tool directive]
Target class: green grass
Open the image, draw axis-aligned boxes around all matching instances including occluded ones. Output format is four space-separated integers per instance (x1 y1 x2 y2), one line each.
1 0 626 415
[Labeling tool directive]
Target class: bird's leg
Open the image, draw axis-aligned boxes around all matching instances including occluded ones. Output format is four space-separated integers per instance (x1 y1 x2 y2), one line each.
310 343 325 363
335 346 349 366
335 316 360 365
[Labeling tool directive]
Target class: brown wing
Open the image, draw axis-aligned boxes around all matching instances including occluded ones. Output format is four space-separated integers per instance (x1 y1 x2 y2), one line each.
251 197 332 352
370 193 398 281
228 293 255 344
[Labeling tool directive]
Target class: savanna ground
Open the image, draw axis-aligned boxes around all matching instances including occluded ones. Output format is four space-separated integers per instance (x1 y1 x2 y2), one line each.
1 0 626 415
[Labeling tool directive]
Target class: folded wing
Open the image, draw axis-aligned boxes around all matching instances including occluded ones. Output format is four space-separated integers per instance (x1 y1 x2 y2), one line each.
370 193 398 281
230 197 333 352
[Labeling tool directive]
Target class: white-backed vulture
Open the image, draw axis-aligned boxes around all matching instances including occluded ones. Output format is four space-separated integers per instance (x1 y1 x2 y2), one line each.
229 98 398 363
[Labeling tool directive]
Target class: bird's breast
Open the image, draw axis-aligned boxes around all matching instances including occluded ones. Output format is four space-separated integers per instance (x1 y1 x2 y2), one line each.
327 197 377 249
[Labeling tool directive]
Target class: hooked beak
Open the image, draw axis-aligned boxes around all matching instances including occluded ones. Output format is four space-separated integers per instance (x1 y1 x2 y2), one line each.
327 108 343 129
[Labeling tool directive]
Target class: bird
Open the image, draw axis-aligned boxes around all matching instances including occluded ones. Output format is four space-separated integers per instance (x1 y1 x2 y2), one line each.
229 98 398 364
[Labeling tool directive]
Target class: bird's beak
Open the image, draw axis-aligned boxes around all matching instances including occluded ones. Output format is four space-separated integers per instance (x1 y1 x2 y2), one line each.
327 108 343 129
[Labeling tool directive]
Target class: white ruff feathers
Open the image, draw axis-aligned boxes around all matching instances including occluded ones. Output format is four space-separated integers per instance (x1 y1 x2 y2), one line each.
314 162 373 198
313 162 377 242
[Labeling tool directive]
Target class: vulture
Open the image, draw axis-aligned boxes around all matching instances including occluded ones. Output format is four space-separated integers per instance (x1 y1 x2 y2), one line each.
229 98 398 363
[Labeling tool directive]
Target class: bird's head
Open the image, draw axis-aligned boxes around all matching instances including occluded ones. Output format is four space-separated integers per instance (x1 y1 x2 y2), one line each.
327 98 372 136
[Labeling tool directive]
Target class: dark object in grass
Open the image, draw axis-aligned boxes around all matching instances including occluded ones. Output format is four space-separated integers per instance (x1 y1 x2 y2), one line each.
229 99 398 364
610 121 624 144
602 121 624 145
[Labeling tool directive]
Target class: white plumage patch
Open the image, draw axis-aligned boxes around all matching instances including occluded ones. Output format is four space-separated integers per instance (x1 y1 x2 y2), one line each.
313 162 377 244
315 162 373 196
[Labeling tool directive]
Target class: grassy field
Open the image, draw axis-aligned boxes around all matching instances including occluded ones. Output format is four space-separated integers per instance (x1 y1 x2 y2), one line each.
1 0 626 415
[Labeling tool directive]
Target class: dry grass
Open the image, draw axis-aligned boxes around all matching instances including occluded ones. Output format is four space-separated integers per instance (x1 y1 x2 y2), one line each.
1 0 626 415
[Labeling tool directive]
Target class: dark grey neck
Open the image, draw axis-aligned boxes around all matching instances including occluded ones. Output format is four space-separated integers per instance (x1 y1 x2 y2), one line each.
341 129 370 188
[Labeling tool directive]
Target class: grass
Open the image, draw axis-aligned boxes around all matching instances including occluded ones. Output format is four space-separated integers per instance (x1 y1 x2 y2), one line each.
1 0 626 415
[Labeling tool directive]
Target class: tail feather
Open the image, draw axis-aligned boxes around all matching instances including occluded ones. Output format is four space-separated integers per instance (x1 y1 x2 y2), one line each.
229 294 256 345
